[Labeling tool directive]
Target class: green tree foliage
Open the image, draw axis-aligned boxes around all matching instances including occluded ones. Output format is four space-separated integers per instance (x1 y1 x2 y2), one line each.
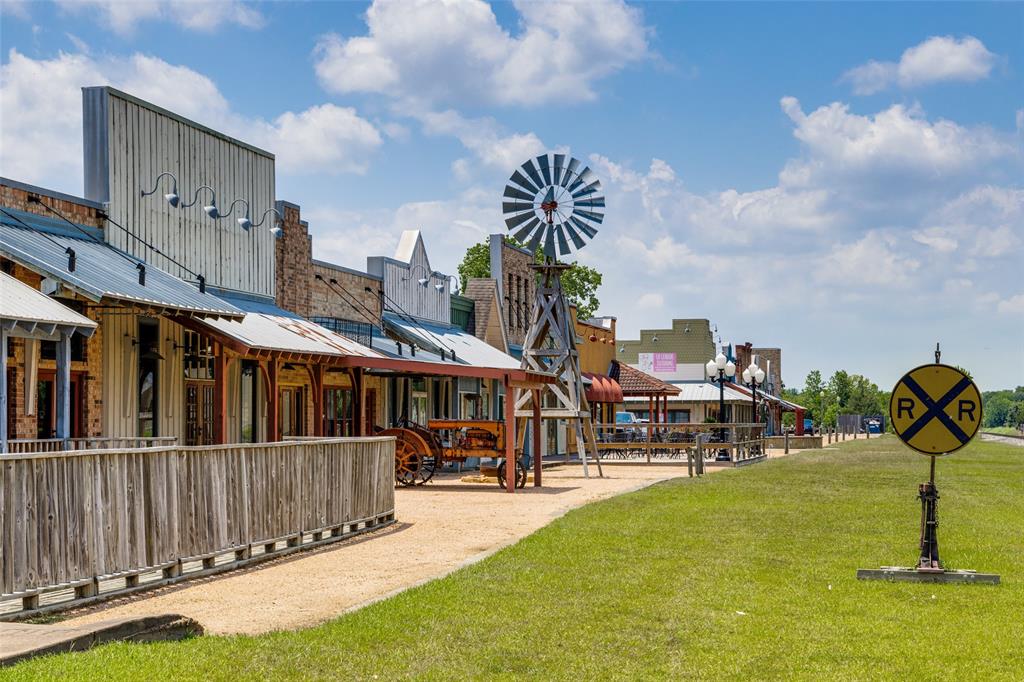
456 237 604 319
787 369 889 429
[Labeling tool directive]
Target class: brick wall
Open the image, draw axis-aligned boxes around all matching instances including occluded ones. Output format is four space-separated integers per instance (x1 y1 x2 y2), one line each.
497 237 535 347
309 263 382 327
1 182 106 230
274 202 313 318
752 347 783 394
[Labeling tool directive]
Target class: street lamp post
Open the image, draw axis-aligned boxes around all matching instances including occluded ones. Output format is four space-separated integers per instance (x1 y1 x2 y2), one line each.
742 362 767 451
705 353 736 461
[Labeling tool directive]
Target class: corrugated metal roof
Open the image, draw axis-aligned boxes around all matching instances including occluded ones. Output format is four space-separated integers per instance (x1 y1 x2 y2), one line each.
0 218 241 319
0 272 97 337
624 381 750 403
383 313 520 369
194 295 386 358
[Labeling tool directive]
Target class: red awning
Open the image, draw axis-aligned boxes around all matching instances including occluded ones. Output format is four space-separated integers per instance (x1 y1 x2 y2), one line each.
584 372 624 404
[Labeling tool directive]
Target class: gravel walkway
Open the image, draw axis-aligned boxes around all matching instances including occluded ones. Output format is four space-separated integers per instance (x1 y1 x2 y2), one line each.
59 463 708 635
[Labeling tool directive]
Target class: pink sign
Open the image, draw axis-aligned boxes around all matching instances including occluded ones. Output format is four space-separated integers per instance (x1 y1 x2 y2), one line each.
652 352 677 372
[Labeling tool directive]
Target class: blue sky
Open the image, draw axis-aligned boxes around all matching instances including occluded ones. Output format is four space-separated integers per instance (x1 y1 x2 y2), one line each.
2 1 1022 391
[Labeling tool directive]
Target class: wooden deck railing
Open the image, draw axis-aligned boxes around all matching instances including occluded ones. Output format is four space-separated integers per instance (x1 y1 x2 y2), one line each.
0 437 395 616
5 436 178 454
592 422 767 464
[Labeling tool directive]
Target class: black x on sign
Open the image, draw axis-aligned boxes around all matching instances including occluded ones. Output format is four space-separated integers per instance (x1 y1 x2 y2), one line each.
889 364 982 456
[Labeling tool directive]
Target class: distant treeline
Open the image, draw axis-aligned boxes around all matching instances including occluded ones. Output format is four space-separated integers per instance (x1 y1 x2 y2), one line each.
782 370 889 429
982 387 1024 430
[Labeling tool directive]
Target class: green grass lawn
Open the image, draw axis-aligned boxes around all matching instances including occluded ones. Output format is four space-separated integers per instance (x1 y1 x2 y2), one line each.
6 436 1023 680
984 426 1023 437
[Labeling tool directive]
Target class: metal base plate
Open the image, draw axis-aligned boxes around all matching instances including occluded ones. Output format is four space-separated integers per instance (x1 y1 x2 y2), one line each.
856 567 1000 585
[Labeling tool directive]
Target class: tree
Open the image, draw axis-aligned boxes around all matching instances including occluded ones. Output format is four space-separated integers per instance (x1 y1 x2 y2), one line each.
984 394 1014 427
457 237 604 319
829 370 852 410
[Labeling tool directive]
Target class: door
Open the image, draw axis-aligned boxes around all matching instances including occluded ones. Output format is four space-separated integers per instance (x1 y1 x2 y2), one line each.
323 387 354 436
36 370 84 439
364 388 377 434
185 380 215 446
280 386 304 437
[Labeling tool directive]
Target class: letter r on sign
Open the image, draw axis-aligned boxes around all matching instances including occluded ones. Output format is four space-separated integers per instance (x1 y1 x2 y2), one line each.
897 398 915 420
958 400 976 422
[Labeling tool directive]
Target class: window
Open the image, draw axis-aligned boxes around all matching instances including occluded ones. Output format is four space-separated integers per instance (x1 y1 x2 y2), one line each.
137 319 159 437
280 387 304 437
324 387 354 436
240 361 258 443
183 330 215 380
410 377 428 426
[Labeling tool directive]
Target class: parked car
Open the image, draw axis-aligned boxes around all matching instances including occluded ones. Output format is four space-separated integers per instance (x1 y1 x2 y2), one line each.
615 412 643 439
865 419 882 434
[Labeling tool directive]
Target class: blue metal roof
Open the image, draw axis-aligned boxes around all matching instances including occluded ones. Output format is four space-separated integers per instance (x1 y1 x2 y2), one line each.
0 216 242 319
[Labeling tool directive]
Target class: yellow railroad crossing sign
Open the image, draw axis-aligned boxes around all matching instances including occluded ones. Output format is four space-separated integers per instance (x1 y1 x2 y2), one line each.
889 363 982 456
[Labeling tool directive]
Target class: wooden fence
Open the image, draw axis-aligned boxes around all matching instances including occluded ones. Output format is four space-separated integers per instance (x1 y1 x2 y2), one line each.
0 437 395 615
592 422 766 464
5 437 178 454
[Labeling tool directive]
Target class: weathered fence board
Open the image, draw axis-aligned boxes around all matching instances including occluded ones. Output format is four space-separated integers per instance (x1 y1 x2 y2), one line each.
0 437 395 598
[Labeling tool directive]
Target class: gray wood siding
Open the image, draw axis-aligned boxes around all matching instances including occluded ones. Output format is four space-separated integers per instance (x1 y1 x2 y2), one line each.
85 88 276 297
379 242 451 325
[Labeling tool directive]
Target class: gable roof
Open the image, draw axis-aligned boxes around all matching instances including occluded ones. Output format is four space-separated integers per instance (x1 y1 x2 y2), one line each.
394 230 429 266
611 360 682 396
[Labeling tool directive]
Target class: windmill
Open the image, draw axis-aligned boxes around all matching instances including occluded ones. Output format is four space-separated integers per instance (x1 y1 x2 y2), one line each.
502 153 604 477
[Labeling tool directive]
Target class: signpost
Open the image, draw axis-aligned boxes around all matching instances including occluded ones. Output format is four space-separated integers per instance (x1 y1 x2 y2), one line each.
857 344 999 584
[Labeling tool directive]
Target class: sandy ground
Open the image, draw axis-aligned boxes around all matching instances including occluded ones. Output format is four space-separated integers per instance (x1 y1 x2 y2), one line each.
60 462 716 635
980 433 1024 447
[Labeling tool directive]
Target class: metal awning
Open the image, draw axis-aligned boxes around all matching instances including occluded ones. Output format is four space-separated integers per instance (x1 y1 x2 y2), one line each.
382 313 521 369
583 372 624 403
182 294 387 361
0 272 97 340
0 214 241 319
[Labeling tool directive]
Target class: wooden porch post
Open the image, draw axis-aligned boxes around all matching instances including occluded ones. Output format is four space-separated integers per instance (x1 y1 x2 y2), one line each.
267 358 279 442
214 345 228 444
0 327 7 453
504 378 515 493
312 364 324 437
647 396 654 463
354 368 365 437
55 332 71 444
532 388 542 487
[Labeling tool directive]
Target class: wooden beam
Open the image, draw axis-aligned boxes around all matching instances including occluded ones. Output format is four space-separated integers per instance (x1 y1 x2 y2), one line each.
504 377 516 493
0 327 7 453
267 359 279 442
532 388 542 487
213 345 228 444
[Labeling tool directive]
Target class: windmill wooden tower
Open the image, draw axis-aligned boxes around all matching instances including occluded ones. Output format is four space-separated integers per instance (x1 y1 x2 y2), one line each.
501 153 604 477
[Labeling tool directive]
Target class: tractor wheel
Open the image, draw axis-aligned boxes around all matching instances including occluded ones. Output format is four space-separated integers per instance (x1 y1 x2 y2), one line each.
381 428 437 486
496 458 527 490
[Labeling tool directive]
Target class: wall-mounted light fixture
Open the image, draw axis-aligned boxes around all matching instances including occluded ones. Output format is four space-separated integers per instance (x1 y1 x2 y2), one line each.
251 207 283 238
141 172 180 208
181 185 219 219
222 199 253 231
404 263 431 287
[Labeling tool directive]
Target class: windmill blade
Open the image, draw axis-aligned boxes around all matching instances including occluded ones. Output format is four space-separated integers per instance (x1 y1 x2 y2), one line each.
512 217 541 243
502 201 533 215
521 159 545 192
571 180 602 199
563 221 588 250
525 227 544 255
574 196 605 209
561 157 581 187
505 210 536 231
554 224 571 256
566 167 591 193
552 154 566 186
574 208 604 224
543 224 557 258
570 216 598 238
503 185 535 202
509 170 539 195
536 154 552 186
542 185 555 205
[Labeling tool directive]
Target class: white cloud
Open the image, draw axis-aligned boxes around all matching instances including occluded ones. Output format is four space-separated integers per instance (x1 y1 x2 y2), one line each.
843 35 996 95
0 49 383 192
636 293 664 309
996 294 1024 314
1 0 30 20
314 0 648 108
415 109 545 171
55 0 264 36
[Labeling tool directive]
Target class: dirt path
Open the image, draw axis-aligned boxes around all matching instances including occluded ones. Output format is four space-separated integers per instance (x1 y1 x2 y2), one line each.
981 433 1024 447
60 463 710 635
